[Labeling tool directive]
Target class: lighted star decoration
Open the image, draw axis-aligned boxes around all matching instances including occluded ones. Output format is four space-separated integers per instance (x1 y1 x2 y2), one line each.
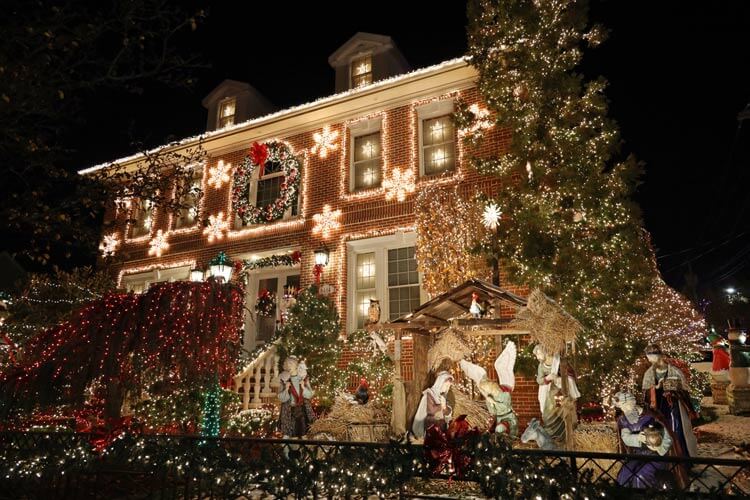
148 230 169 257
459 104 494 137
526 160 533 181
383 168 416 202
207 160 231 189
311 126 340 159
203 211 229 243
482 203 502 230
312 204 342 239
99 233 120 257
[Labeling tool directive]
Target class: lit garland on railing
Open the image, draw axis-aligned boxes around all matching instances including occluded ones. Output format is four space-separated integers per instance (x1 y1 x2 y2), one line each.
241 251 301 272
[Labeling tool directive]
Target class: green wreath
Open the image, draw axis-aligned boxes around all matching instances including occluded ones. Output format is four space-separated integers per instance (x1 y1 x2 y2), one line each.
232 141 301 225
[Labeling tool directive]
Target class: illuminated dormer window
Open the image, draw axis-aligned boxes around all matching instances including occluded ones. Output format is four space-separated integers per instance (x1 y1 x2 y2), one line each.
350 54 372 88
218 97 236 128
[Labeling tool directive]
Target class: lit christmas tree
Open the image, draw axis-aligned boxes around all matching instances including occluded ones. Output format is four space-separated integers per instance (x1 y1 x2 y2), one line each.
463 0 656 399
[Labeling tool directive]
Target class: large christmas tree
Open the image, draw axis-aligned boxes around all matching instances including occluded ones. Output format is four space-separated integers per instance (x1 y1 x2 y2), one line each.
463 0 657 399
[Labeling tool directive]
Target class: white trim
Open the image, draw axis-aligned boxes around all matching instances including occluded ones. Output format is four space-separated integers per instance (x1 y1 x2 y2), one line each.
417 99 455 177
349 117 383 192
121 264 191 292
346 231 426 333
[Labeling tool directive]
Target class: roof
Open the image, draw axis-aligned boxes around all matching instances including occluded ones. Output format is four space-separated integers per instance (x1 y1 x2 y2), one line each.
328 32 395 66
78 57 469 176
388 279 527 329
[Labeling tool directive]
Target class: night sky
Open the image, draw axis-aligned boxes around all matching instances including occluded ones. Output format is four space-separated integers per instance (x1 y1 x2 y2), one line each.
67 0 750 293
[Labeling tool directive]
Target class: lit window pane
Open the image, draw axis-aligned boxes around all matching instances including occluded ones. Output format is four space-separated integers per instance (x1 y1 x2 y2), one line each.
387 246 421 319
353 132 382 191
422 115 456 175
218 98 236 128
356 252 376 290
351 55 372 88
257 176 282 209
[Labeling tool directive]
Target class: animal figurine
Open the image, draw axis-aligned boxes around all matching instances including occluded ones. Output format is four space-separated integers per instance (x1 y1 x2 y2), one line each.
520 418 557 450
469 292 483 319
366 299 381 325
355 377 369 405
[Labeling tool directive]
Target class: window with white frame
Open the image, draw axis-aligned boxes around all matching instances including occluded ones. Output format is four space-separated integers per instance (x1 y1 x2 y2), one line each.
174 167 202 229
235 156 299 228
352 132 382 191
350 54 372 88
121 265 192 294
130 199 153 238
217 97 236 128
347 232 426 332
418 100 456 176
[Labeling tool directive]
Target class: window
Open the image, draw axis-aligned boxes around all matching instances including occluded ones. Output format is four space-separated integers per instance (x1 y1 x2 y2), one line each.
421 115 456 175
121 265 191 293
346 233 426 332
174 168 202 229
355 252 377 328
218 97 236 128
387 247 421 320
352 132 382 191
235 156 298 228
130 199 153 238
350 54 372 88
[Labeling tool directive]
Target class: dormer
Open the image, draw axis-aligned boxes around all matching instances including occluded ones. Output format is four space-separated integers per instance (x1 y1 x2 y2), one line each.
328 32 410 93
201 80 275 132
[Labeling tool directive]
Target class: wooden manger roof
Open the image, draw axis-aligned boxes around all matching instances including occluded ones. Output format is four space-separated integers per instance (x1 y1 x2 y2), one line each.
384 279 528 333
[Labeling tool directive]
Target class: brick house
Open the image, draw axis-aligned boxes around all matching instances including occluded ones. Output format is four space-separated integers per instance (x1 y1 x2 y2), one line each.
81 33 541 427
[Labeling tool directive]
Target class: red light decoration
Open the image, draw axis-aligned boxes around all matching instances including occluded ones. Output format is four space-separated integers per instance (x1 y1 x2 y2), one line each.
0 281 244 413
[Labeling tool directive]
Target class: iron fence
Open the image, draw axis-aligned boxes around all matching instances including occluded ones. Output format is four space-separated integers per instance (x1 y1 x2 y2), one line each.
1 431 748 499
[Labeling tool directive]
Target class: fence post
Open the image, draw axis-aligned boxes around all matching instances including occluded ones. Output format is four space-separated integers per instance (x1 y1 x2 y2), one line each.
569 455 578 481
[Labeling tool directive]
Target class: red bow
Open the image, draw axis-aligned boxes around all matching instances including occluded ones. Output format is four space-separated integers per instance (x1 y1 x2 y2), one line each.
249 142 269 176
423 415 480 478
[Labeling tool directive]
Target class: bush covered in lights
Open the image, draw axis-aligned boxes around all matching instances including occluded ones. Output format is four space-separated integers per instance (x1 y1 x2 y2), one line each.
276 285 343 408
224 407 276 438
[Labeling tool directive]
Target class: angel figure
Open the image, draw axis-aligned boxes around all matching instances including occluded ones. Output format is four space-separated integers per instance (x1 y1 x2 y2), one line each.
460 341 518 437
532 344 580 446
412 371 454 439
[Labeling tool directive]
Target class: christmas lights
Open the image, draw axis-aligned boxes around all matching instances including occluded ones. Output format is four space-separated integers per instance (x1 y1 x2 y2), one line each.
383 168 416 202
203 211 229 243
311 125 340 159
312 204 342 240
482 203 502 230
207 159 231 189
147 229 169 257
99 233 120 257
117 260 196 288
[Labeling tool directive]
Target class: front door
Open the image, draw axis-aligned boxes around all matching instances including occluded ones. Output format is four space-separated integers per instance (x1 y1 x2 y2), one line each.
244 269 300 351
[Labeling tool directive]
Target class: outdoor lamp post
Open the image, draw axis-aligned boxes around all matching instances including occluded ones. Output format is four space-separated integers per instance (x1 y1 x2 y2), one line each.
190 268 205 282
314 246 330 267
208 251 233 283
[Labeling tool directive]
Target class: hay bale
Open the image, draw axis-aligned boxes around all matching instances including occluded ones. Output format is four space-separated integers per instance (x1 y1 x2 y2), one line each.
428 328 471 372
452 389 492 430
511 289 581 355
307 394 390 441
573 422 621 478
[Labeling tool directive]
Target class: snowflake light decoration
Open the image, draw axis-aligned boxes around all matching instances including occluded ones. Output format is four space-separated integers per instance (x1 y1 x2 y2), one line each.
482 203 502 230
203 211 229 243
383 168 416 202
312 204 342 239
99 233 120 257
207 160 231 189
459 104 494 137
311 126 340 159
148 230 169 257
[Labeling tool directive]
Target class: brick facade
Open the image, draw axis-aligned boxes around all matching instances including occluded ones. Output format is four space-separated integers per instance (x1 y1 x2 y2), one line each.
93 59 541 427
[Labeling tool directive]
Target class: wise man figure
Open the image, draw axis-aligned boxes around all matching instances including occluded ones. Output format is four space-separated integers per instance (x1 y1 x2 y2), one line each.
641 344 698 457
278 356 315 438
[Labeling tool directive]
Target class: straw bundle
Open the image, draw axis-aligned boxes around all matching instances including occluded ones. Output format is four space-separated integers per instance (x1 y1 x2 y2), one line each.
510 289 582 355
573 422 621 477
452 389 492 430
428 328 471 373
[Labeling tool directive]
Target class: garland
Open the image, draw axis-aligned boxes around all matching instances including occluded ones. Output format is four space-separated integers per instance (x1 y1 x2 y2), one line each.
242 250 301 272
232 141 301 225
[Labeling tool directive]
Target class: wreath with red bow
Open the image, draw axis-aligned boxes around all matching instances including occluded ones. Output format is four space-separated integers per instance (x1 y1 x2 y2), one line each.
232 141 301 225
